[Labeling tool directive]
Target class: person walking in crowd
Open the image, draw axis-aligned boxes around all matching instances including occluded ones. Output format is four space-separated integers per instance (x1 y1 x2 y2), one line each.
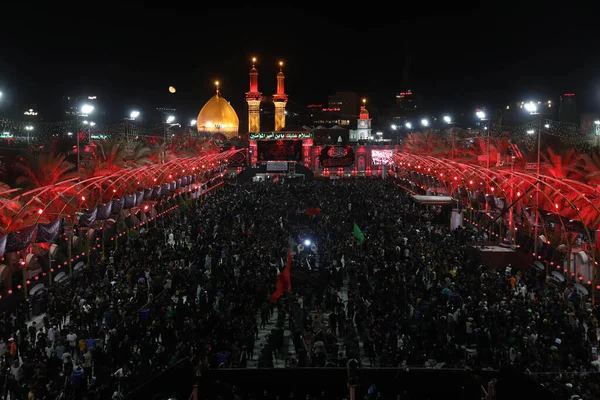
0 178 596 399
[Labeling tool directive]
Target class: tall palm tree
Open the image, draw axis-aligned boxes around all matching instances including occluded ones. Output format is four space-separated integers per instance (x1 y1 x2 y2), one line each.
89 139 128 174
541 148 584 181
122 141 152 168
456 136 495 165
16 153 77 189
403 132 448 156
578 148 600 185
0 182 23 235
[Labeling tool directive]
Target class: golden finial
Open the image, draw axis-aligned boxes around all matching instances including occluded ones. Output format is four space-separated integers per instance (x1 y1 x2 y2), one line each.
279 61 283 70
215 80 220 95
252 57 257 66
362 98 366 104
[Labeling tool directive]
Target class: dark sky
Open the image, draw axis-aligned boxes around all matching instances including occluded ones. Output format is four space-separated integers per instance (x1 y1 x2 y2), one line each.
1 3 599 123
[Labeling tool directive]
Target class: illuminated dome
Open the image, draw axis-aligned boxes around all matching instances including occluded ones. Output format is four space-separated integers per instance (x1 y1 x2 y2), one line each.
359 106 370 119
196 86 239 140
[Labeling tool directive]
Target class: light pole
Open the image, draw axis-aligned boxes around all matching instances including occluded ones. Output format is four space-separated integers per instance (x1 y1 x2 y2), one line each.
24 109 38 144
524 101 542 259
25 125 34 144
443 116 454 158
391 124 399 144
163 115 175 163
476 110 489 211
82 121 95 145
77 104 94 171
189 119 197 148
125 110 140 143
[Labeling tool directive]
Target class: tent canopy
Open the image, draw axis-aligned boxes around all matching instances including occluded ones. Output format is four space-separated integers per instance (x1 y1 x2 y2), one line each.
411 195 455 205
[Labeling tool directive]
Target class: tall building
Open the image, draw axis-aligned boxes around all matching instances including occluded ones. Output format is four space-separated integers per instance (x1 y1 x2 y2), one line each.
245 57 262 133
392 48 422 120
273 61 288 131
501 99 555 126
327 91 359 117
64 95 99 117
349 99 372 141
559 93 579 124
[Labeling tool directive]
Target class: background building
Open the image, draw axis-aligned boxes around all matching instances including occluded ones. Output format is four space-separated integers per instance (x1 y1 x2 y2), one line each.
559 93 579 124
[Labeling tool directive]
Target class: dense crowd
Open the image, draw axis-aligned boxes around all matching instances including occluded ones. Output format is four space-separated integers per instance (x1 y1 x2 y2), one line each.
0 177 598 400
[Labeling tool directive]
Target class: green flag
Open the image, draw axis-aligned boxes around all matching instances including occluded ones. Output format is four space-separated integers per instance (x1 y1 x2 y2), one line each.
353 222 365 244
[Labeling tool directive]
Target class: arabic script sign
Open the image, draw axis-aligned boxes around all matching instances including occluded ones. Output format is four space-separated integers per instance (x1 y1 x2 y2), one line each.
319 146 354 167
257 140 302 161
249 132 313 140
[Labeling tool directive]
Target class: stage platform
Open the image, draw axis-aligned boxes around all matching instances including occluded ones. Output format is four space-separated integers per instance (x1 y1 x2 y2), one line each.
467 243 528 270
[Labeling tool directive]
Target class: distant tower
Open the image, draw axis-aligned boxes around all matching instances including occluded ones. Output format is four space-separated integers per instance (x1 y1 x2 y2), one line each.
246 57 262 133
401 42 411 90
273 61 288 131
350 98 372 141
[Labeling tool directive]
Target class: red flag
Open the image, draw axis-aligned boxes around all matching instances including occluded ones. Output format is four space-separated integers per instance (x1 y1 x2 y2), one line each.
270 249 292 302
306 208 321 216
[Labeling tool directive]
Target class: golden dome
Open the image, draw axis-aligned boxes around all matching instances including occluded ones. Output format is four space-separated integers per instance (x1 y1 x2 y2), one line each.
196 91 239 139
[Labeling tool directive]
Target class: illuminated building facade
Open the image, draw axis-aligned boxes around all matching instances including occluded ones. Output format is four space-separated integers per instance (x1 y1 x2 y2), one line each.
273 62 288 131
246 128 399 178
349 100 372 141
559 93 579 124
245 58 262 133
501 99 555 126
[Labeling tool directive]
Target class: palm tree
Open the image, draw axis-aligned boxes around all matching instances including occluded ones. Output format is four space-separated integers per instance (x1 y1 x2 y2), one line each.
16 153 77 189
89 139 129 174
0 182 23 235
122 141 152 168
578 148 600 185
456 136 495 165
403 132 448 156
541 148 584 181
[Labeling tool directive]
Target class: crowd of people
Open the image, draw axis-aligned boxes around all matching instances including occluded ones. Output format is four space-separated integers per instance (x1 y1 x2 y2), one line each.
0 176 598 399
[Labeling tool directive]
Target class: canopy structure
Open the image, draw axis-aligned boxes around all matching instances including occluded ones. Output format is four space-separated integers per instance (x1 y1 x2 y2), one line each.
411 195 455 205
392 152 599 268
0 149 243 258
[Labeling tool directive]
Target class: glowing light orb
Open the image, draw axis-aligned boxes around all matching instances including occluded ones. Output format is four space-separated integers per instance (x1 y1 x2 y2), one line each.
168 86 176 93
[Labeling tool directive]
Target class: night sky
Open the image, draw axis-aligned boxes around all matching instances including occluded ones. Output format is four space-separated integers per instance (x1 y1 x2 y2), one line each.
1 4 599 123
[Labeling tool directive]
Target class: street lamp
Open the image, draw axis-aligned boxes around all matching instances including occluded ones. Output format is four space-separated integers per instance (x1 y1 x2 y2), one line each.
405 122 412 129
476 109 491 212
81 104 94 115
24 109 38 116
421 119 429 127
190 119 197 126
124 110 140 143
162 116 177 163
76 104 94 171
25 125 33 144
524 101 543 260
443 116 455 158
82 121 95 144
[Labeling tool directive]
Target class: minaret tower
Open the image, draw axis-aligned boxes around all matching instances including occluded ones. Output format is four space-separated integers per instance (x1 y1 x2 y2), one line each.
245 57 262 133
354 98 372 141
273 61 288 131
